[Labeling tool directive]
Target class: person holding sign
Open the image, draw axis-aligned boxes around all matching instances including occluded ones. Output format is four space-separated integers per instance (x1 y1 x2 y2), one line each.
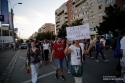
64 39 93 83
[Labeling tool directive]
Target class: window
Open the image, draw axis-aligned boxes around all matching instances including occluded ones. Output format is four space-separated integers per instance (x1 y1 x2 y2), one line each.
90 3 94 7
91 15 95 19
107 0 115 4
99 5 102 9
91 9 94 13
98 0 102 2
100 19 103 23
99 12 103 16
92 22 95 25
83 17 88 21
79 13 83 17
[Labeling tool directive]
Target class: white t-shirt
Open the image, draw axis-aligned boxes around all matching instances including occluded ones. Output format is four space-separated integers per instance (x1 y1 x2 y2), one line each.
120 36 125 64
69 45 83 65
43 43 49 50
100 38 106 46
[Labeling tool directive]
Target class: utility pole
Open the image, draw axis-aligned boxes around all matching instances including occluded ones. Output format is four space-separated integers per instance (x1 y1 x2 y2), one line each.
11 8 16 50
0 0 4 50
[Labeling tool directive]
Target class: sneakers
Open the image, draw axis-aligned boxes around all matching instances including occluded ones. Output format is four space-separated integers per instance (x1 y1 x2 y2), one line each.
55 74 58 79
104 60 109 62
91 57 94 58
68 70 70 73
55 74 66 80
95 60 99 62
60 75 66 80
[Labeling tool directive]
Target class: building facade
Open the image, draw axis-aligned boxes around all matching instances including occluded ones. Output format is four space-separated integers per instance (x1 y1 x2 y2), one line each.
72 0 115 36
38 23 55 35
55 2 68 34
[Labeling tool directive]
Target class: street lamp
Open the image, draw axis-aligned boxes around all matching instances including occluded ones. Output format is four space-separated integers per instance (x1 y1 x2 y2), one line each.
11 2 22 50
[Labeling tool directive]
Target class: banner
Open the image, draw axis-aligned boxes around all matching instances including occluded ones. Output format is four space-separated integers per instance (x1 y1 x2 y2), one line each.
9 12 12 30
66 23 90 40
1 0 9 24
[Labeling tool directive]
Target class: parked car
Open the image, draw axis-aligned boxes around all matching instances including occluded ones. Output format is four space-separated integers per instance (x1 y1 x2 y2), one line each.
21 43 28 49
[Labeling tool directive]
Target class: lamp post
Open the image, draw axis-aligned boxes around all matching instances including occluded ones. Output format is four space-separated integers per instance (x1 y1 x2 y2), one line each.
11 2 22 50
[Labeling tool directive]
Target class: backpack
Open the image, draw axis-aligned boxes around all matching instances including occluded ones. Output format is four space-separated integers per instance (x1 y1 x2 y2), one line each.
114 37 120 58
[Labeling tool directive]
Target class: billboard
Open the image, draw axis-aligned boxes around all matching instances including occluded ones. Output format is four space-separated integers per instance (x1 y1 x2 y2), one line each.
1 0 9 24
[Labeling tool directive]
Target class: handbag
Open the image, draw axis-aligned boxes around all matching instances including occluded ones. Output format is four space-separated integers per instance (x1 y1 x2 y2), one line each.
71 46 83 77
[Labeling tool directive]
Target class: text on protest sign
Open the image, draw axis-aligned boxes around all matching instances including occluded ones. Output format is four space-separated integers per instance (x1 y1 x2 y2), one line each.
66 23 90 40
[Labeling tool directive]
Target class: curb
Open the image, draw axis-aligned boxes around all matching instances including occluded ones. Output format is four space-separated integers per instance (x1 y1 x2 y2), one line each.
0 50 20 83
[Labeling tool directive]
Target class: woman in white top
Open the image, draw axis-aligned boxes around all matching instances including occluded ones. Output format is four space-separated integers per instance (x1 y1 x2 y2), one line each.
43 39 50 65
64 39 92 83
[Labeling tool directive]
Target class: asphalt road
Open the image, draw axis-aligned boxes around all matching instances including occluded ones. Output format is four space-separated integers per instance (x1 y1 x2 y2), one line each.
9 48 118 83
0 49 16 76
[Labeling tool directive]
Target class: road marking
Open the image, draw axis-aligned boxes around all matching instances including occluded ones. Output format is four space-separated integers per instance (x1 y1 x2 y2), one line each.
19 56 26 60
20 65 25 70
50 65 56 70
22 71 55 83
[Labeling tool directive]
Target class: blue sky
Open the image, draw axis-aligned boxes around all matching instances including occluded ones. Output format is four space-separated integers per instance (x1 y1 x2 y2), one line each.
9 0 68 39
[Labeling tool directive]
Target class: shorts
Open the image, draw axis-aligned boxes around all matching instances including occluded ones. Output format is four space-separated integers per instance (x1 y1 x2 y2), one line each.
55 59 64 69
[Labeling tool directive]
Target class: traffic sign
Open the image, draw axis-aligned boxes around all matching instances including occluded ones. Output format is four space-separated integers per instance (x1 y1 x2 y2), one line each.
0 15 4 21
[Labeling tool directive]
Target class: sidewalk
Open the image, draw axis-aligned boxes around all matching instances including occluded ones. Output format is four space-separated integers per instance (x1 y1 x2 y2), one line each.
0 49 17 76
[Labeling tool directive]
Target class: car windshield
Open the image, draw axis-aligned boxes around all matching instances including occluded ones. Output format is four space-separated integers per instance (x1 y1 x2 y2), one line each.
22 44 27 45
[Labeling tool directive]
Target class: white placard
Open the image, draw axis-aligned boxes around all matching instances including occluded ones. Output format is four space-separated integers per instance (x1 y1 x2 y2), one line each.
66 23 90 40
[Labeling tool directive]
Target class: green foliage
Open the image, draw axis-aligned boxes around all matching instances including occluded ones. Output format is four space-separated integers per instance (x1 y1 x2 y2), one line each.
57 20 83 38
71 19 83 26
36 32 55 40
97 4 125 37
57 23 68 38
20 39 24 43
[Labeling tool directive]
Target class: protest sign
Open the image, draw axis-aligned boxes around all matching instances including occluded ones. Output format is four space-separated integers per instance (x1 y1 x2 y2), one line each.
66 23 90 40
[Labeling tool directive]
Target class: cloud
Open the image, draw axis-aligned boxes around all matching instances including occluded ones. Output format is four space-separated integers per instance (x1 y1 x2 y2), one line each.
14 15 30 26
14 9 55 39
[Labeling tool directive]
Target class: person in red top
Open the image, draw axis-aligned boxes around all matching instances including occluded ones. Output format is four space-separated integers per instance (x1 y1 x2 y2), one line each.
50 38 66 80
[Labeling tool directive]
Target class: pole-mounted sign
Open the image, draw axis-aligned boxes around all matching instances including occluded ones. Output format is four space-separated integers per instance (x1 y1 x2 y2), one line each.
0 15 4 21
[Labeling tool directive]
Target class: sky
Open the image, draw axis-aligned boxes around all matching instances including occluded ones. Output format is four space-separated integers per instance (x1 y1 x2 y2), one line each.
9 0 68 39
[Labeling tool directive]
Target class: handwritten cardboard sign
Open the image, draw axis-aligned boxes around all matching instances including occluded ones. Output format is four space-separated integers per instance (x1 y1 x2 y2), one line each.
66 23 90 40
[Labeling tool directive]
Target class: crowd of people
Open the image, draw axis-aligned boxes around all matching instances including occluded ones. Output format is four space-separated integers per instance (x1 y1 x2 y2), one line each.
26 30 125 83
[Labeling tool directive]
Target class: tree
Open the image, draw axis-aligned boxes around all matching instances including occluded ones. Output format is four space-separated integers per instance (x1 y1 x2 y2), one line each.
97 4 125 37
71 19 83 26
20 39 24 43
36 32 55 40
57 20 83 38
57 23 68 38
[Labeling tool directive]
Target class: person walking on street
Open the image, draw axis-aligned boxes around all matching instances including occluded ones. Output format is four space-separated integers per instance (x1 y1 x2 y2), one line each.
43 39 50 65
95 36 109 62
35 40 42 67
64 39 93 83
50 38 66 80
27 41 42 83
62 38 71 73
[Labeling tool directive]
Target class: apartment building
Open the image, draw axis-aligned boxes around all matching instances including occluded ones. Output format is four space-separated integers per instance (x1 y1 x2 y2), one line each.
67 0 73 25
72 0 115 36
116 0 125 11
55 2 68 34
38 23 55 35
